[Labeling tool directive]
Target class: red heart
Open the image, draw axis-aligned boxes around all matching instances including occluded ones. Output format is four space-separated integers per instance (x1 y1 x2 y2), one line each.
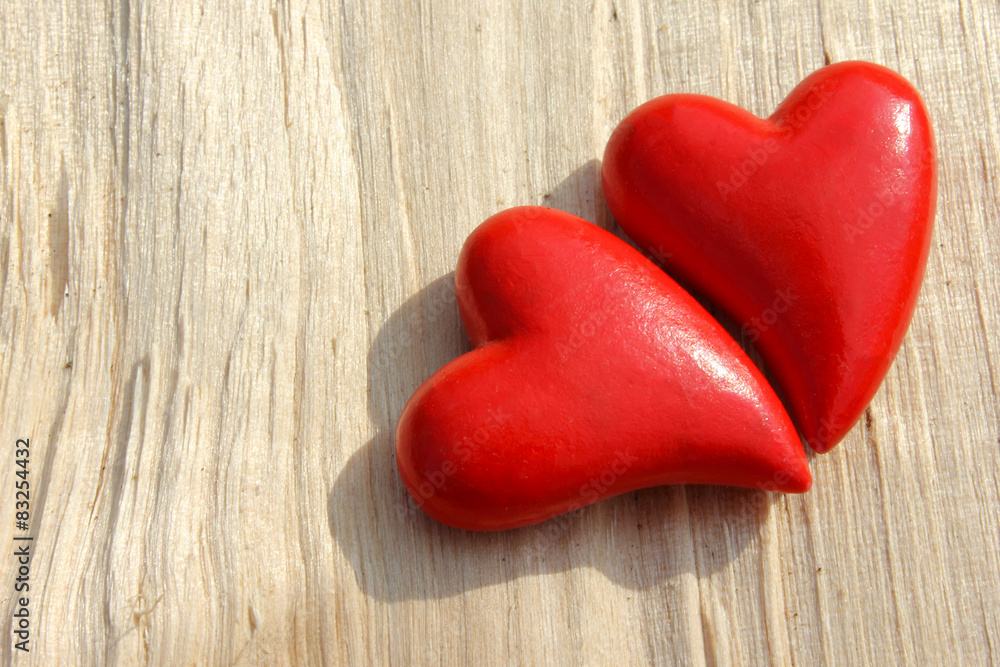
395 207 810 531
602 61 936 452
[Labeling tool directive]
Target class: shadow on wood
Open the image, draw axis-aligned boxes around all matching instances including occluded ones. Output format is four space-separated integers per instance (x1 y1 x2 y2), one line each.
328 162 776 602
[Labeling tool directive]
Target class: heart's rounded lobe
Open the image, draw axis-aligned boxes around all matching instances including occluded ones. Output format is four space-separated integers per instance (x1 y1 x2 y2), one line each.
396 207 809 531
602 61 936 452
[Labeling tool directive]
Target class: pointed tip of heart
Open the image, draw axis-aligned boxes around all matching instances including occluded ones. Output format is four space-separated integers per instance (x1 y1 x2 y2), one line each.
799 410 857 454
776 448 813 493
716 412 813 495
764 420 814 494
787 367 890 453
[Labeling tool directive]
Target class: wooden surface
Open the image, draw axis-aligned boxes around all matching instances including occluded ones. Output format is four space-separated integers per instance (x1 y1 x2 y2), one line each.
1 0 999 664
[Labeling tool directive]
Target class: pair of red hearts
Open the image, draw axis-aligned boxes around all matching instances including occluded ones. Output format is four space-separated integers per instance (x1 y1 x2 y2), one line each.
396 62 936 531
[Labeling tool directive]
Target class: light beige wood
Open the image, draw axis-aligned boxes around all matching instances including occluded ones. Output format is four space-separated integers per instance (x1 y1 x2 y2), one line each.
1 0 998 664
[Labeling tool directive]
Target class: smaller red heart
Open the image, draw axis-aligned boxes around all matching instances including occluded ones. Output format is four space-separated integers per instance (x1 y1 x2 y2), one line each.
396 207 810 531
602 62 936 452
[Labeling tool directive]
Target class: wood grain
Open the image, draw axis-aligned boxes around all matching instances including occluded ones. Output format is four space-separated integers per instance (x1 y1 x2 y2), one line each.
1 0 998 663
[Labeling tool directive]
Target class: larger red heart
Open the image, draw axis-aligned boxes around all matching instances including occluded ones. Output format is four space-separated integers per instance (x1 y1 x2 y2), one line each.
395 207 809 531
602 61 936 452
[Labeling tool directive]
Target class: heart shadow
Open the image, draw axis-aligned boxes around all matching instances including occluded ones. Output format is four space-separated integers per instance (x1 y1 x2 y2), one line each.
328 160 781 602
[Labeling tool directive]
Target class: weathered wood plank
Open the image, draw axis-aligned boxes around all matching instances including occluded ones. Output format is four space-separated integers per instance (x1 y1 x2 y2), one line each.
1 0 997 663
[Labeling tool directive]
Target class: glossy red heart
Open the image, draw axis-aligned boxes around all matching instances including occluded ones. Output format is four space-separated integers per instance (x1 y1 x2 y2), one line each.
602 61 936 453
395 207 810 531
